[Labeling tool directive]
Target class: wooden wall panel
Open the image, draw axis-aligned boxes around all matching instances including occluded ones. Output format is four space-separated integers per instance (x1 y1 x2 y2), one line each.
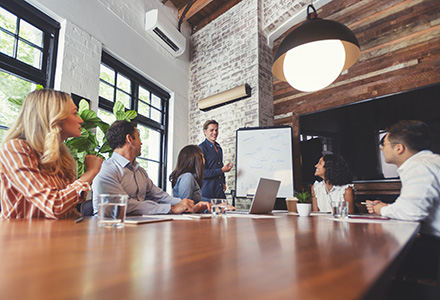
272 0 440 191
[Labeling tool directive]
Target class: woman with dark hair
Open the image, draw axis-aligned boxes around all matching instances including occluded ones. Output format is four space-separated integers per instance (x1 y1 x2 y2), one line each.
170 145 207 203
311 154 354 214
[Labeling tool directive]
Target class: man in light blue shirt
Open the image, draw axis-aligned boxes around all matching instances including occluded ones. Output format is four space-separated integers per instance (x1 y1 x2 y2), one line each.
92 120 209 215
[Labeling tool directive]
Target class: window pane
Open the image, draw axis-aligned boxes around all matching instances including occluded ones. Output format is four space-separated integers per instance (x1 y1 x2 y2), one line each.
116 89 130 108
99 81 114 101
0 70 36 128
138 158 159 186
96 108 115 159
96 108 115 144
100 64 115 85
19 19 43 47
138 100 150 117
0 30 14 57
17 40 42 68
151 94 161 109
138 125 160 161
139 86 150 103
0 7 17 33
116 74 130 94
151 107 162 123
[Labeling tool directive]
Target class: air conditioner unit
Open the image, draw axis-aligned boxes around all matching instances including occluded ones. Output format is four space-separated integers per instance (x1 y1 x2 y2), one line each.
145 9 186 57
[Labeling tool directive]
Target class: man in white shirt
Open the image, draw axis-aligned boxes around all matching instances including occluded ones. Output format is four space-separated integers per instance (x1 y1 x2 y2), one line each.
366 120 440 291
366 120 440 237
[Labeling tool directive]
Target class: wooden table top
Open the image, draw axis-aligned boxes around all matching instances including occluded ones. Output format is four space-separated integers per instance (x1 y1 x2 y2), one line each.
0 213 420 300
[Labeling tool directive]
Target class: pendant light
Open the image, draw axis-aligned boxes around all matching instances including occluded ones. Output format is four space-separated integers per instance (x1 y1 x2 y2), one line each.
272 4 360 92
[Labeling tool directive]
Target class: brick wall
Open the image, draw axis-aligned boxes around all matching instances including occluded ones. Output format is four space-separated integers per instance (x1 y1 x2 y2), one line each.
188 0 274 205
55 20 102 111
262 0 307 35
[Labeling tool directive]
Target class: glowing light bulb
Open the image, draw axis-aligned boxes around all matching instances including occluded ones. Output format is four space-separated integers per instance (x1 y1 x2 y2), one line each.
283 40 346 92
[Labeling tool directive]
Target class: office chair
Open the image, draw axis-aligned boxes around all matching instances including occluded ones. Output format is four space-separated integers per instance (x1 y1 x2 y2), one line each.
79 200 94 216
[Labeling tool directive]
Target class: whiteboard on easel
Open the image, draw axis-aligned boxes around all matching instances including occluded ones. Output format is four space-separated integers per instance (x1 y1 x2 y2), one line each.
235 126 294 198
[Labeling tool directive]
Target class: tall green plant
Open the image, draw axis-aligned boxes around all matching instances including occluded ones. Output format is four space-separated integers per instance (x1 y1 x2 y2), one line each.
66 100 137 176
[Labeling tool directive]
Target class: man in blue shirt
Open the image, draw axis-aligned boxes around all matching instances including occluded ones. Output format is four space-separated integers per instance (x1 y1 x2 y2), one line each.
198 120 233 199
92 120 209 215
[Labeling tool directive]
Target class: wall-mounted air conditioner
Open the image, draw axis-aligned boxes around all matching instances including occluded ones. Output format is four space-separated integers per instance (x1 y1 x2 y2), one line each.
145 9 186 57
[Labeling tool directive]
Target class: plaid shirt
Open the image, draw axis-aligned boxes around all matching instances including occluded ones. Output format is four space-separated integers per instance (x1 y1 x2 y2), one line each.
0 139 89 219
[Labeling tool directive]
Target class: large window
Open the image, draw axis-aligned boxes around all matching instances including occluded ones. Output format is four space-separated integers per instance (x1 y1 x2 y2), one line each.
0 0 59 140
99 52 170 188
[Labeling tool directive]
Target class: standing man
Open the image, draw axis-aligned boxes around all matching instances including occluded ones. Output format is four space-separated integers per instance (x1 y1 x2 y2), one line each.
199 120 233 199
366 120 440 288
92 120 209 215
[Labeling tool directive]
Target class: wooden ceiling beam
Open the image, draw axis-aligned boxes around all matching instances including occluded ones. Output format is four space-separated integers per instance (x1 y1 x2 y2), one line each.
193 0 241 32
178 0 214 21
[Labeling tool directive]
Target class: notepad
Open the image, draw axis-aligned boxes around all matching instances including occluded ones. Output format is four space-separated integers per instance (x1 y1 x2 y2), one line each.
125 216 173 224
349 215 390 220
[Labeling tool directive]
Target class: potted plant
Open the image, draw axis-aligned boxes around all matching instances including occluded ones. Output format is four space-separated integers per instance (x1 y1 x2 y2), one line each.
294 190 312 216
65 99 136 176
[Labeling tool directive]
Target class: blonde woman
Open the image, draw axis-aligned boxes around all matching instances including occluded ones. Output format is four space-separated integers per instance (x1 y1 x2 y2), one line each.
0 89 103 219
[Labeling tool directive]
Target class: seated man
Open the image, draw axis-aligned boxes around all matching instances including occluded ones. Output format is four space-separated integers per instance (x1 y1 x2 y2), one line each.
367 120 440 285
367 120 440 236
92 120 209 215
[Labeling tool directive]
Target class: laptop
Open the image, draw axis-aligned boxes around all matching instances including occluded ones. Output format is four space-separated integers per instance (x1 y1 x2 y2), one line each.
230 178 281 214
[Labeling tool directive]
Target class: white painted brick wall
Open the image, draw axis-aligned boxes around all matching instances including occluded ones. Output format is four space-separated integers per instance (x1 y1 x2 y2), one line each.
262 0 307 35
188 0 273 205
55 20 102 111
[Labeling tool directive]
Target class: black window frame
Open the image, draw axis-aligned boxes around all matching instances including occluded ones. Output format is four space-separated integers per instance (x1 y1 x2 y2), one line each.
99 51 170 189
0 0 59 87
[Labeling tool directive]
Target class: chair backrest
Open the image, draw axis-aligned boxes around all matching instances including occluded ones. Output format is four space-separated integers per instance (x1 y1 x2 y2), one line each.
80 200 94 216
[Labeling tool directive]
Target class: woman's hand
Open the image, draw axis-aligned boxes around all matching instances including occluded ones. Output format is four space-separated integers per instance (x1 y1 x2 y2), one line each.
80 155 103 184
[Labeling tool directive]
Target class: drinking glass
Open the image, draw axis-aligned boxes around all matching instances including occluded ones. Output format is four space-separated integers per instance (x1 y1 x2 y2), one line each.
331 200 348 219
211 199 227 217
97 194 128 228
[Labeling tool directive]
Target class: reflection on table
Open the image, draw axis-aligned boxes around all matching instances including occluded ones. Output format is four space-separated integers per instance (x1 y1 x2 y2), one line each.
0 213 419 300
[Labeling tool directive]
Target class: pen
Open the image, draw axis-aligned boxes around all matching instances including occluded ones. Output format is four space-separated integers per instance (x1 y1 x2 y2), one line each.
360 202 379 205
74 216 84 223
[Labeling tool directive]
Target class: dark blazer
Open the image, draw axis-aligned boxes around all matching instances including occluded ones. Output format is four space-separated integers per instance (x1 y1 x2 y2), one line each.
198 138 226 199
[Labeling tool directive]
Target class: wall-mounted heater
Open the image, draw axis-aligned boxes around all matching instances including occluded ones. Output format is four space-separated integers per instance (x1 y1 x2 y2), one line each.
145 9 186 57
198 84 252 111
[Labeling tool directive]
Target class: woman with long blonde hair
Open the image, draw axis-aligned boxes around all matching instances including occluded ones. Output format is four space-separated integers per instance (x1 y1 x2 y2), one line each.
0 89 103 219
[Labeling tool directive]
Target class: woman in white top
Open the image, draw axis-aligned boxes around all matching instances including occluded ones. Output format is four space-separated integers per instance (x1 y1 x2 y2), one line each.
311 154 355 214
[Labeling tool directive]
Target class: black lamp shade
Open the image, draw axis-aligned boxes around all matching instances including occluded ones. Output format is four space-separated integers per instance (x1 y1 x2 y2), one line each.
272 17 360 83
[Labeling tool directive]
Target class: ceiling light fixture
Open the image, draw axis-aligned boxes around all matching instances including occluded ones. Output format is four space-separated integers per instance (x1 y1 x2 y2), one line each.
272 4 360 92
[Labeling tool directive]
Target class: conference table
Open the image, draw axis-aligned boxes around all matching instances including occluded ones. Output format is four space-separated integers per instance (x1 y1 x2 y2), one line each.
0 212 420 300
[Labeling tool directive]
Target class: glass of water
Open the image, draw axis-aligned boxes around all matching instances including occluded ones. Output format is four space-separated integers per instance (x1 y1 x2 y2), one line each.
98 194 128 228
331 200 348 219
211 199 227 217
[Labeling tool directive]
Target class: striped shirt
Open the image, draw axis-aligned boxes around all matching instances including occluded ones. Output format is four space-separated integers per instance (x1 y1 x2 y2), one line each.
0 139 90 219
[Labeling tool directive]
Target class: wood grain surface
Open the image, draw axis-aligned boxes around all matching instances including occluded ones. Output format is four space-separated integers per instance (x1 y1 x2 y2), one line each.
0 214 419 300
